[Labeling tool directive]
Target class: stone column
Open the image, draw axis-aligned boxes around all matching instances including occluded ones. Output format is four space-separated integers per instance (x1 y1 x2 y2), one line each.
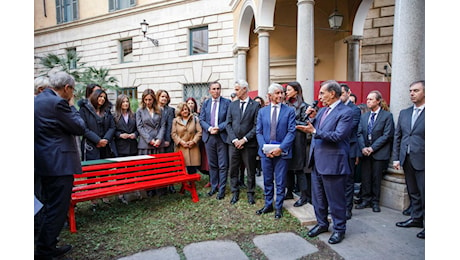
390 0 425 117
296 0 315 103
344 35 363 82
255 27 273 100
236 47 249 81
383 0 424 212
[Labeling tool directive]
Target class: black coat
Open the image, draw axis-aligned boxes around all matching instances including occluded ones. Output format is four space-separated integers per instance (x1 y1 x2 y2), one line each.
79 99 117 160
287 100 310 171
114 113 138 156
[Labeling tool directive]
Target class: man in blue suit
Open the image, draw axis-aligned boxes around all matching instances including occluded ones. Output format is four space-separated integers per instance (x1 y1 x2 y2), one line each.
35 71 86 259
393 80 425 239
199 81 231 199
256 83 296 219
299 80 353 244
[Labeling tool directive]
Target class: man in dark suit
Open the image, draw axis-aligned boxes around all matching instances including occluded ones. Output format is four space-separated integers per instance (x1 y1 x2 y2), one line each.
393 80 425 239
340 83 362 220
299 80 353 244
199 81 231 199
356 90 394 213
226 80 260 205
255 83 296 219
34 71 86 259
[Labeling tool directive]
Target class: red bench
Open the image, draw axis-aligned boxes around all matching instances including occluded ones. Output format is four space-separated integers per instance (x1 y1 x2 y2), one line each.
68 151 201 233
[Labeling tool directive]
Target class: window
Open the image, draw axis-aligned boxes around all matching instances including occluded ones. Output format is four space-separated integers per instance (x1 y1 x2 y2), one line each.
190 27 208 55
56 0 79 24
183 83 209 110
66 48 77 70
109 0 136 12
118 87 138 100
120 39 133 63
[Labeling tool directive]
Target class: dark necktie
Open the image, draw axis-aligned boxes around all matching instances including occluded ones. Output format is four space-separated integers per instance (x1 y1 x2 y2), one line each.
210 100 217 127
240 101 246 114
368 112 376 137
270 105 277 141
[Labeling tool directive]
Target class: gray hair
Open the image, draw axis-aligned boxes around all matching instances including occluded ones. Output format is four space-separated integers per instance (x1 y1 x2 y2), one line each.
48 71 75 90
235 79 249 90
268 83 283 94
320 80 342 98
34 76 51 94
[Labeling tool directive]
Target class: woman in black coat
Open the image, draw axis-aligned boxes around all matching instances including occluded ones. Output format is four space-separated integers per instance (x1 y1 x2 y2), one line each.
79 88 117 161
113 94 138 157
284 81 312 207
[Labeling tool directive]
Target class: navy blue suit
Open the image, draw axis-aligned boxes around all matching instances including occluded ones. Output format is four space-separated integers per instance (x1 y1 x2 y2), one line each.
199 96 231 196
256 103 296 210
35 88 85 257
308 101 353 234
344 101 361 212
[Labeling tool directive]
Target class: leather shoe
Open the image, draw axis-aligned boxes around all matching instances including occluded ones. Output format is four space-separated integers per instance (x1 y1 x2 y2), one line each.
230 193 239 204
293 198 308 207
396 218 424 228
275 209 283 219
216 193 225 200
207 189 217 197
402 205 412 216
256 205 274 215
346 210 352 220
307 224 329 237
372 204 381 212
417 229 425 239
355 202 371 209
328 231 345 244
248 194 255 205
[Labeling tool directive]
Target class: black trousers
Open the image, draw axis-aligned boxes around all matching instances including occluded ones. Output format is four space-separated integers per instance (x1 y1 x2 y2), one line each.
35 175 74 257
403 154 425 220
360 157 388 205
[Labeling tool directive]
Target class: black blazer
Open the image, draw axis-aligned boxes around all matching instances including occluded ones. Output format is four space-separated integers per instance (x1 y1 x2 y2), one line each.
357 109 394 161
114 113 138 156
34 88 85 176
225 98 260 148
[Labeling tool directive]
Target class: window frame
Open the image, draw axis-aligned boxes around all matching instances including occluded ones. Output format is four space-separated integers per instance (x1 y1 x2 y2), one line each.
189 26 209 56
120 38 133 63
109 0 136 12
56 0 79 24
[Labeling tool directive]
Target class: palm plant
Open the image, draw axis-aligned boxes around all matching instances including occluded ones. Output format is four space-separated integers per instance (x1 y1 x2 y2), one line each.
37 51 120 102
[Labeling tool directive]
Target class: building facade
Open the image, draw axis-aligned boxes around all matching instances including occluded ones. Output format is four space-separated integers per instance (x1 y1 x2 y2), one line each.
34 0 424 117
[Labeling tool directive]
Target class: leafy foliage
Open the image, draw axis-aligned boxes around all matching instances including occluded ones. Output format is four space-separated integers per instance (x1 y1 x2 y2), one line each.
37 51 120 102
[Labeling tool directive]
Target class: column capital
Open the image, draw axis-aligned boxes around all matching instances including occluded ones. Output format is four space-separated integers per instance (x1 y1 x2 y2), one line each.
232 46 250 55
254 26 274 35
343 35 363 44
297 0 315 6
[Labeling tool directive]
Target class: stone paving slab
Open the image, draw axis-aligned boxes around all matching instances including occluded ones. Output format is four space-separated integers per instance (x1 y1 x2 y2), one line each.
183 240 249 260
118 246 180 260
307 206 425 260
253 232 318 260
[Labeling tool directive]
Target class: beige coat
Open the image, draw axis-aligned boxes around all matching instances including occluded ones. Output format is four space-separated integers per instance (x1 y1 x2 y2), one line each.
171 115 203 166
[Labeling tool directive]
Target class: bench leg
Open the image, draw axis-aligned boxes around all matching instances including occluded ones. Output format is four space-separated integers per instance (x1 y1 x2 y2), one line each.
182 181 199 203
68 203 77 233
